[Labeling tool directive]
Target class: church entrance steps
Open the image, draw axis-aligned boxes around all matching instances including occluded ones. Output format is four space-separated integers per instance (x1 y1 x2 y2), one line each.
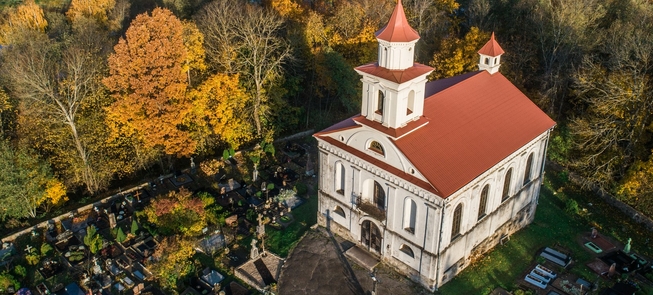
345 246 380 270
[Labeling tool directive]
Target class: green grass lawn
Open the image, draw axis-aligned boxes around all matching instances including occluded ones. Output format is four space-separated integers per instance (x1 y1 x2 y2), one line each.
438 169 652 294
265 192 318 257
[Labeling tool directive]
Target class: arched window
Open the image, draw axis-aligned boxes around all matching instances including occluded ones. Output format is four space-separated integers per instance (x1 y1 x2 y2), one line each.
399 244 414 258
407 90 415 115
523 153 534 185
478 185 489 220
502 168 513 202
335 162 345 195
334 206 345 218
451 204 462 240
377 90 385 114
373 181 385 210
369 141 384 156
403 198 417 233
484 57 490 65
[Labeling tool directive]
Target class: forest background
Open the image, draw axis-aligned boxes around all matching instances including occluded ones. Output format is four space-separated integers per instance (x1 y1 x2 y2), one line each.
0 0 651 231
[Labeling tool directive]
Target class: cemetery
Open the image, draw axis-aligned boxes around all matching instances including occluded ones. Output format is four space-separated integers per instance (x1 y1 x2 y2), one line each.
0 139 317 295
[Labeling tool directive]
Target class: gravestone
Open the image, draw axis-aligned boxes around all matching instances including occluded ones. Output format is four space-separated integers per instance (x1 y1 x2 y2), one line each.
591 228 598 239
624 238 632 254
108 213 117 229
190 157 196 174
250 239 260 259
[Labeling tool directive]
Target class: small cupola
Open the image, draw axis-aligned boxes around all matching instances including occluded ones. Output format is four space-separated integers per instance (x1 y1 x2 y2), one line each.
477 32 505 74
375 0 419 70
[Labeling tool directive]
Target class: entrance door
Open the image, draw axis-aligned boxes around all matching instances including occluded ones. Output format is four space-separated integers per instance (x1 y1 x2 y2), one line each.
361 220 382 254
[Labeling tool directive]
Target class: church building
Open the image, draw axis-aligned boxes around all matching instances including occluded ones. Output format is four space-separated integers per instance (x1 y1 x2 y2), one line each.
313 0 556 291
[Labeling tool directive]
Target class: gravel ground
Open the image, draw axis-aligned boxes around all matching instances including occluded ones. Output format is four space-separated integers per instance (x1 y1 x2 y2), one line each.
278 228 433 295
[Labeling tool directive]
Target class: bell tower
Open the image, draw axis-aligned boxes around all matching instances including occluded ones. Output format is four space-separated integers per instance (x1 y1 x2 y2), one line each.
478 33 505 75
355 0 433 130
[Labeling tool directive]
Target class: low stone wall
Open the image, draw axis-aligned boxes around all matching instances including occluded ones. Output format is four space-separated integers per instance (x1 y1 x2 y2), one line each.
1 176 168 244
548 162 653 231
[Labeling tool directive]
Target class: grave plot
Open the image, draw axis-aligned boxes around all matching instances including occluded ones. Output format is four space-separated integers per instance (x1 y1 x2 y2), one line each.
126 189 152 211
37 258 63 280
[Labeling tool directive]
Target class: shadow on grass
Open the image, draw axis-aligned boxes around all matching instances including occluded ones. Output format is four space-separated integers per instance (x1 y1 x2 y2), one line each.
437 168 621 294
266 194 318 257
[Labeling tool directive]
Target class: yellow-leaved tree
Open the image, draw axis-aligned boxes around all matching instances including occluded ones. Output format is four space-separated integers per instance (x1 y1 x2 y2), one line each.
618 153 653 216
66 0 116 26
149 237 196 291
188 73 254 151
429 27 490 80
0 0 48 44
43 179 68 213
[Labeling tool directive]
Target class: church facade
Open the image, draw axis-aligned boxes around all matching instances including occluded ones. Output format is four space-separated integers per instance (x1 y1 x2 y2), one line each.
313 0 556 291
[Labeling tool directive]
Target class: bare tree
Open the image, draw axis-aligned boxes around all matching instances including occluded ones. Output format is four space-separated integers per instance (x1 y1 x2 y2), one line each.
529 0 606 118
196 0 291 136
1 29 105 194
570 8 653 189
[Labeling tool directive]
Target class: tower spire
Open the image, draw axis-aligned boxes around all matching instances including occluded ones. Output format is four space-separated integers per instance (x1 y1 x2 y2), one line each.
375 0 419 43
478 32 505 74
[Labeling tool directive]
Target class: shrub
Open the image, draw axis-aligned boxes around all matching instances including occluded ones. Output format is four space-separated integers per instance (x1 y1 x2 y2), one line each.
131 219 139 235
565 199 579 215
40 243 53 257
13 265 26 278
116 227 127 244
294 183 308 196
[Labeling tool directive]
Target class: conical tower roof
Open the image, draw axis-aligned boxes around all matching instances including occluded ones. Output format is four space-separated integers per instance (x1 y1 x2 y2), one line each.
478 32 505 56
375 0 420 43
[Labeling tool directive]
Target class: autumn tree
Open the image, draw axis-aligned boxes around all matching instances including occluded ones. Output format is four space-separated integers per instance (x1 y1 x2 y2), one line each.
104 8 197 159
196 0 291 136
0 0 47 45
66 0 116 27
139 188 207 237
0 140 62 220
569 9 653 190
428 27 490 79
188 73 254 151
149 237 196 291
1 23 111 194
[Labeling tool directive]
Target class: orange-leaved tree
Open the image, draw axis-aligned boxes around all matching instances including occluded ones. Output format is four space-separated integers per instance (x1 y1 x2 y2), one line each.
104 8 196 158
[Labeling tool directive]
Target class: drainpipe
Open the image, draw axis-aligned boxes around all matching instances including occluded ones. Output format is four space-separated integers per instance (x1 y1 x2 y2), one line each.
433 202 446 291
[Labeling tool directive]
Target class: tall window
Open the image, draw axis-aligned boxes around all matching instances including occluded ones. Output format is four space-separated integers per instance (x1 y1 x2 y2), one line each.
403 198 417 233
369 141 384 155
335 162 345 195
451 204 462 240
523 153 534 185
478 185 489 220
407 90 415 115
502 168 513 202
377 90 385 114
373 181 385 210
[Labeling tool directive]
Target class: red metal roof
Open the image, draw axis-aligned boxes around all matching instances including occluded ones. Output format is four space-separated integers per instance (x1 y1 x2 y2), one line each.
478 32 505 56
375 0 420 43
355 63 434 84
315 71 555 198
